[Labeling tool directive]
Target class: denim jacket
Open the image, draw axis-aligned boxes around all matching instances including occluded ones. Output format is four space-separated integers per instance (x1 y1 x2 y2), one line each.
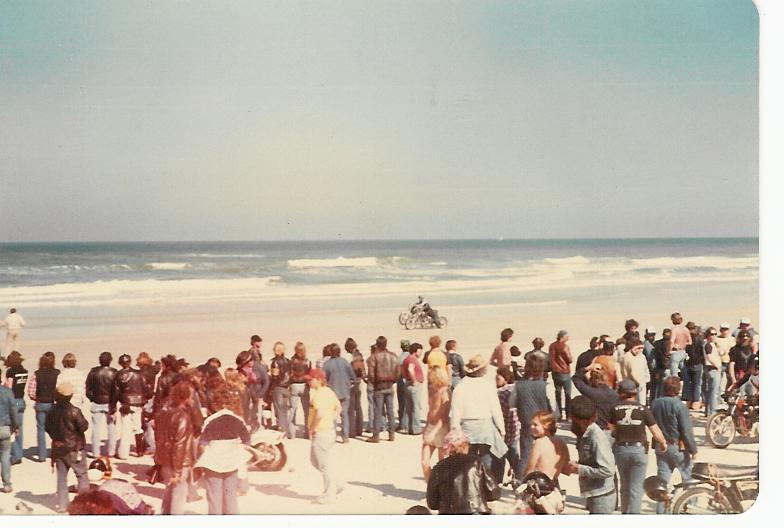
577 422 616 498
0 386 20 429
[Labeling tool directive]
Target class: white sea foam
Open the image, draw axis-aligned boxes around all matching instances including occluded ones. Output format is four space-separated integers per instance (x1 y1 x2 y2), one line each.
145 262 192 271
544 256 590 266
287 257 379 269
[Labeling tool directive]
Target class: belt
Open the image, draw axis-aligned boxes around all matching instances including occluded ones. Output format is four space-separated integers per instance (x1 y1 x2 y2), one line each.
615 441 645 447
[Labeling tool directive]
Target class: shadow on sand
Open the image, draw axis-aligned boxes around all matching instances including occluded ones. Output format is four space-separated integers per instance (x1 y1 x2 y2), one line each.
251 483 319 502
347 481 424 501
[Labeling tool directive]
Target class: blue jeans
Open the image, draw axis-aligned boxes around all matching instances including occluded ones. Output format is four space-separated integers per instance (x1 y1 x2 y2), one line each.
552 373 572 419
491 440 520 484
515 430 534 479
403 383 423 434
703 367 721 416
55 450 89 511
11 398 25 461
338 398 350 441
0 425 12 487
655 446 693 514
396 379 407 426
366 384 375 431
668 350 686 379
586 490 617 514
90 403 117 457
271 386 292 439
683 364 703 402
650 371 665 402
203 469 239 514
349 386 363 437
614 444 648 513
34 402 53 461
289 383 309 438
373 386 395 436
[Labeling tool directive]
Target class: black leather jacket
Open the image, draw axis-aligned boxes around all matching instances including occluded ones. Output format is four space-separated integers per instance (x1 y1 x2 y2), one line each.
116 367 150 407
154 404 194 478
85 365 118 405
270 355 292 388
44 400 89 454
153 370 177 416
426 453 501 514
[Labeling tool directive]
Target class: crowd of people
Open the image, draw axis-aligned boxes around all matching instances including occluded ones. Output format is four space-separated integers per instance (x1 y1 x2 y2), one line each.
0 306 761 515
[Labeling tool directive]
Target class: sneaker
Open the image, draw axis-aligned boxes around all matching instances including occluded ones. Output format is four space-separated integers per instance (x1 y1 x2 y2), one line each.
366 436 380 443
10 458 21 466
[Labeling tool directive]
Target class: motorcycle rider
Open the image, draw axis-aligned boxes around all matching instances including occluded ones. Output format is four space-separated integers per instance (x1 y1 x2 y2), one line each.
115 354 151 459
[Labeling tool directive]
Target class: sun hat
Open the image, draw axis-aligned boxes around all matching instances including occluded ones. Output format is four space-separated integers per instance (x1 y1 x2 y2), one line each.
56 382 74 397
464 354 488 376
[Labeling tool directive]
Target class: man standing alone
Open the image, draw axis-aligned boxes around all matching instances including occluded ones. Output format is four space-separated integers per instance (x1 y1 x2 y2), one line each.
2 309 26 359
549 330 573 422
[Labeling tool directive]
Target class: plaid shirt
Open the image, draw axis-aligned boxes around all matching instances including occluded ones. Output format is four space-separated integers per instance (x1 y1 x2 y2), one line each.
497 385 521 446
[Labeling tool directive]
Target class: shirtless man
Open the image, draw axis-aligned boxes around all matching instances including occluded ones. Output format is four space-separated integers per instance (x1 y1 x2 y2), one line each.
522 411 569 483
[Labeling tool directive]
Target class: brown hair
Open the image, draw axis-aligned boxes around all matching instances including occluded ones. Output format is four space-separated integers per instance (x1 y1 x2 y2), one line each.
67 490 117 515
532 411 557 436
671 313 683 325
169 381 192 406
445 339 456 351
62 353 77 369
136 352 153 367
590 369 609 388
294 342 307 358
501 328 514 342
524 354 545 379
663 376 682 397
40 351 56 370
4 351 23 369
428 335 442 349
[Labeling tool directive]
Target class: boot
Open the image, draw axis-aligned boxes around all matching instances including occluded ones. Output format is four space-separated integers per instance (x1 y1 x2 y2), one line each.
135 434 146 457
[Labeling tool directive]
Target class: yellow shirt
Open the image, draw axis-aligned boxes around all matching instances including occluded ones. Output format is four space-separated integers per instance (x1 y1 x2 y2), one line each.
307 386 340 433
426 349 448 370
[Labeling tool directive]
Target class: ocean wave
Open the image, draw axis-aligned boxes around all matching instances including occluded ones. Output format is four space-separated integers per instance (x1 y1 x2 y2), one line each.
544 256 590 266
287 257 379 269
144 262 192 271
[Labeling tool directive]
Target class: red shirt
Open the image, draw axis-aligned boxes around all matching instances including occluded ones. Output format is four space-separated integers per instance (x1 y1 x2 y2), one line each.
403 355 424 384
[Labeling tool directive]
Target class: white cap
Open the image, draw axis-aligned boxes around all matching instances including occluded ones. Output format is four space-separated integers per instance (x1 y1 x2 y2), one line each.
720 322 731 329
645 327 656 334
740 317 751 325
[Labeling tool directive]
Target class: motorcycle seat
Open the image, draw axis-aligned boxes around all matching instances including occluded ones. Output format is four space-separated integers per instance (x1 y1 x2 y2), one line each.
692 462 759 481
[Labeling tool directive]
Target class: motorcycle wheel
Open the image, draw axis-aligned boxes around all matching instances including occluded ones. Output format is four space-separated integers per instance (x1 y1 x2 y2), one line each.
438 316 448 328
251 442 287 471
706 411 736 448
671 486 735 514
405 316 417 330
399 312 408 325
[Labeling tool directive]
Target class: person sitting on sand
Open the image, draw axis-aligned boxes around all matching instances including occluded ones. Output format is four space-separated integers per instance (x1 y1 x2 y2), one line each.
521 411 569 484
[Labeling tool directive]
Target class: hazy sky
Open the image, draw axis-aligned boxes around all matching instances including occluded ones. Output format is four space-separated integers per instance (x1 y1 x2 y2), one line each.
0 0 758 241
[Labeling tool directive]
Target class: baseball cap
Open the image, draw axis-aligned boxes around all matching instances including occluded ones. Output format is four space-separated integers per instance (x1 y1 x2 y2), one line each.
644 327 656 335
618 378 639 393
720 322 731 330
305 368 327 383
557 330 569 338
740 317 751 325
400 339 411 351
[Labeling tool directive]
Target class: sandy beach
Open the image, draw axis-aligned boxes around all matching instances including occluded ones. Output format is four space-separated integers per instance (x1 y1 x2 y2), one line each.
0 283 759 515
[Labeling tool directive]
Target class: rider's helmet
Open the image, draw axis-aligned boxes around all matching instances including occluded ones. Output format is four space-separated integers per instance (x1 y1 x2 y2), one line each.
417 296 424 302
520 471 556 498
643 476 668 502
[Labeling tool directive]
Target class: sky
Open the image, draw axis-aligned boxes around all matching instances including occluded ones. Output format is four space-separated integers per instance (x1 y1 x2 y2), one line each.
0 0 759 241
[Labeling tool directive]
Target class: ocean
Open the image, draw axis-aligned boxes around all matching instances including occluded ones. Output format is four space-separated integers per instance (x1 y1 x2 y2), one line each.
0 238 758 309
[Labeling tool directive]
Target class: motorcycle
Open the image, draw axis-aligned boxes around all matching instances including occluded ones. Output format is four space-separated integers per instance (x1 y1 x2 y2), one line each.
706 391 758 448
404 311 448 330
644 462 758 514
247 428 287 471
398 303 424 326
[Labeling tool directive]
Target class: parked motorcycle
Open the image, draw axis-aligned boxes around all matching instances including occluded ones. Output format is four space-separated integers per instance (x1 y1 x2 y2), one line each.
506 472 565 514
706 391 758 448
644 462 758 514
248 428 287 471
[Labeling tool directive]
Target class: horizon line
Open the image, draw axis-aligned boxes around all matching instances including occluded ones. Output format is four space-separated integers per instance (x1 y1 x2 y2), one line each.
0 236 760 244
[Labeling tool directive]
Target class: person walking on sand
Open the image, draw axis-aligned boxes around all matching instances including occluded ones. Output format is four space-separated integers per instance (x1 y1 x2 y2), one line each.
421 365 451 481
306 368 343 504
2 309 26 359
549 330 573 422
